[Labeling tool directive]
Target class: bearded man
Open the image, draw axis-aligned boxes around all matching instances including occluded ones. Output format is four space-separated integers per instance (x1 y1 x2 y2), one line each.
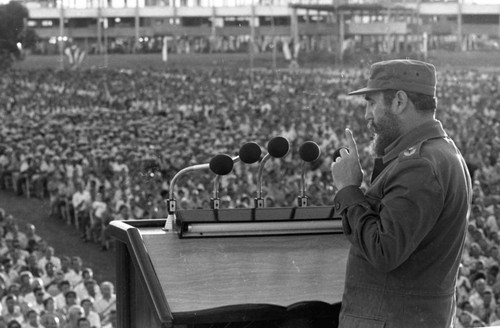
331 59 472 328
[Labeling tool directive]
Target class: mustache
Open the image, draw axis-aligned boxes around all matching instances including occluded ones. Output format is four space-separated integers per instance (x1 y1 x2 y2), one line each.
367 120 377 132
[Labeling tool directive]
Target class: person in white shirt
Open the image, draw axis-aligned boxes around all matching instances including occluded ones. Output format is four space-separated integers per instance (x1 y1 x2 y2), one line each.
469 278 496 310
72 182 91 212
76 280 100 303
53 281 72 311
90 195 107 244
37 247 61 272
65 305 85 328
16 155 34 197
100 310 116 328
93 282 115 325
0 226 10 258
110 155 128 174
72 181 92 240
8 242 29 271
39 312 61 328
22 280 50 308
76 317 92 328
41 264 59 295
23 309 41 328
25 224 42 247
2 259 18 288
41 297 65 326
40 271 57 297
73 269 93 299
0 149 10 172
5 223 28 250
25 287 46 315
1 294 24 325
485 212 499 234
65 257 83 288
32 153 49 198
81 298 100 328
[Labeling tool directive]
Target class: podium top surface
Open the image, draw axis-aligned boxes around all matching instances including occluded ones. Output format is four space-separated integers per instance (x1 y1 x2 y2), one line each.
109 216 350 323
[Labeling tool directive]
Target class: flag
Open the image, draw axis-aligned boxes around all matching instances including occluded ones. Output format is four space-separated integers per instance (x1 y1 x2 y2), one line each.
162 36 168 62
65 45 86 69
282 37 291 61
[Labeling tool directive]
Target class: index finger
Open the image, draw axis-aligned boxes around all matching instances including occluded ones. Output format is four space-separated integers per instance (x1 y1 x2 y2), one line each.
345 128 359 156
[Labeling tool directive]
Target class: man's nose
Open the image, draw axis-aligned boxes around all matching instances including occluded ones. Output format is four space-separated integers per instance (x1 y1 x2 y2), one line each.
364 106 373 121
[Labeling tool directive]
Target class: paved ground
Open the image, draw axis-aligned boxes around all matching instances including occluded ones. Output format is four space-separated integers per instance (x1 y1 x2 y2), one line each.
0 190 116 284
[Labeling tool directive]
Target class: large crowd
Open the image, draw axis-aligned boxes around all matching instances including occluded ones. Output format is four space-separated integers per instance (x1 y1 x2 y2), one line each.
0 208 117 328
0 63 499 328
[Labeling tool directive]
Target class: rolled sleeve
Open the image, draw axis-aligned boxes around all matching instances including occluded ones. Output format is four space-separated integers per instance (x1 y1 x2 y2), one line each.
333 185 368 236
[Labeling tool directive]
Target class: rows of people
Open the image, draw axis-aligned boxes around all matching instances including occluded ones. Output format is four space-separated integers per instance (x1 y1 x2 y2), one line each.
0 209 116 328
0 65 499 327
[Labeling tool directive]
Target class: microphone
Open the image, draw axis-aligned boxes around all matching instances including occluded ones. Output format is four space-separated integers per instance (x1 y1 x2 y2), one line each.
164 154 225 231
210 142 262 209
209 154 234 209
209 154 234 175
255 136 290 208
267 136 290 158
298 141 321 207
238 142 262 164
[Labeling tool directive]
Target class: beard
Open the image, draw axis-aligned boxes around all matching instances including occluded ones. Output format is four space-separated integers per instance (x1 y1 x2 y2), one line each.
368 108 402 157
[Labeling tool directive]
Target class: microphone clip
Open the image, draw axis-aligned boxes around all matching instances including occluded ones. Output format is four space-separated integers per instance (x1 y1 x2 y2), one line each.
297 195 309 207
167 199 176 214
211 198 220 210
254 197 265 208
164 199 177 232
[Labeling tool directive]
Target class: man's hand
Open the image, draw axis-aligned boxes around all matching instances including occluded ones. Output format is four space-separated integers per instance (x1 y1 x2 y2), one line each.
331 128 364 190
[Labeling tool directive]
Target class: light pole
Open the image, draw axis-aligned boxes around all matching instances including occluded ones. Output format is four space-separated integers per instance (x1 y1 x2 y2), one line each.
104 18 108 67
270 3 276 70
249 0 255 99
58 0 64 70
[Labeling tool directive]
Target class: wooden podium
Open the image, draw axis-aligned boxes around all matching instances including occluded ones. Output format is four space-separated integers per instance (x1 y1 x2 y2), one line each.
108 207 350 328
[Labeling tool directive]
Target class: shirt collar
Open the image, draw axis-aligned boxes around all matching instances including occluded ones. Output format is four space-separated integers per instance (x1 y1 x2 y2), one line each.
382 119 447 164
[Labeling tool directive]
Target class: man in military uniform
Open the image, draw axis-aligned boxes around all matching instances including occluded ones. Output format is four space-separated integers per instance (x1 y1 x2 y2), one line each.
331 59 472 328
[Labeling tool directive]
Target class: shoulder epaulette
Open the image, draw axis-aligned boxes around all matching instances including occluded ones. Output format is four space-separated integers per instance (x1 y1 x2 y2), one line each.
398 141 424 162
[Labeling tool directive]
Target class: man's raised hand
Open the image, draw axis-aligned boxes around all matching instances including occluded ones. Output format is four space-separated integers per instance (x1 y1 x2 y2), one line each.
330 128 364 190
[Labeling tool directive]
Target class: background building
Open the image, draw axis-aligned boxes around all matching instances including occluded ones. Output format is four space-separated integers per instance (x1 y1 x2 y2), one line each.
7 0 500 61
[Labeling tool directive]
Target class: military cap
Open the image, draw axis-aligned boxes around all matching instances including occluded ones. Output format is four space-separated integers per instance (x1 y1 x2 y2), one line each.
349 59 436 97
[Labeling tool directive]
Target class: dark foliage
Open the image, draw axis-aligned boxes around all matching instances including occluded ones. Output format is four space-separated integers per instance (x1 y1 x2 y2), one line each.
0 1 37 70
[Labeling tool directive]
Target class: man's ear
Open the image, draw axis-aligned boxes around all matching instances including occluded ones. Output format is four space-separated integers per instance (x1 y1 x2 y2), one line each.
392 90 409 114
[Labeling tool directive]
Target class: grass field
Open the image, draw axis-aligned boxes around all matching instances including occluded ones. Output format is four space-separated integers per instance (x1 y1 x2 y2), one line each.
15 52 291 71
13 50 500 71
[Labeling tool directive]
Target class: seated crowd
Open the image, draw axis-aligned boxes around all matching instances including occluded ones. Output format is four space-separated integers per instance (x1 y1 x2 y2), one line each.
0 208 116 328
0 66 499 327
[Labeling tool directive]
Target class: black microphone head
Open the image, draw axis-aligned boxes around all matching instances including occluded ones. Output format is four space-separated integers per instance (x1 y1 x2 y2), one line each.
332 147 349 161
299 141 321 162
209 154 234 175
239 142 262 164
267 136 290 158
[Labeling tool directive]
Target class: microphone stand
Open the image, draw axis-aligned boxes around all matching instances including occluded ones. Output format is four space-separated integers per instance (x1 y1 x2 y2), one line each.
211 157 240 209
255 153 271 208
164 163 210 232
297 161 309 207
211 175 221 210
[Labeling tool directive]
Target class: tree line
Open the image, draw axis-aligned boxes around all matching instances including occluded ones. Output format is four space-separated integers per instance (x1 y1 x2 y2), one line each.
0 1 37 70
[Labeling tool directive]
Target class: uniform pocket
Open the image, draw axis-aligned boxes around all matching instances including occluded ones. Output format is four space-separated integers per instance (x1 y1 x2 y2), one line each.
340 314 386 328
